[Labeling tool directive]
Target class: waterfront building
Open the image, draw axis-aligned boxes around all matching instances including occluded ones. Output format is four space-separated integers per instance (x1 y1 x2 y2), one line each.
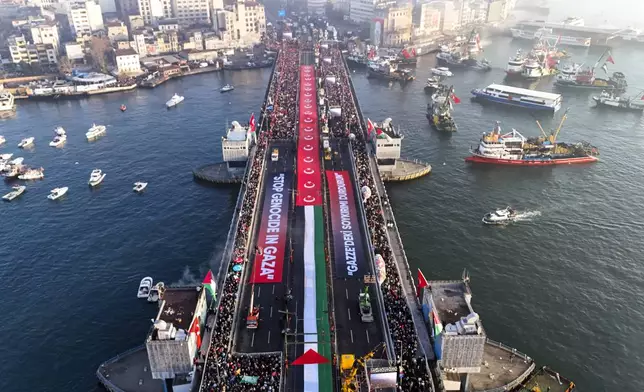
371 4 412 47
485 0 508 23
412 3 442 39
29 23 60 54
115 47 141 74
7 34 58 65
349 0 376 23
182 29 204 51
212 0 266 47
99 0 117 13
67 0 104 40
106 20 129 42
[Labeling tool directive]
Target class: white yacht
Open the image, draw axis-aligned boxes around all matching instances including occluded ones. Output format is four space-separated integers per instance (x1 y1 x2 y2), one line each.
0 91 16 115
0 153 13 160
220 84 235 93
431 67 453 77
18 137 34 148
88 169 106 186
47 187 69 200
482 207 517 225
49 130 67 147
86 124 106 140
138 277 153 298
556 63 581 83
166 94 184 108
506 50 526 76
0 135 5 145
133 182 148 193
18 167 44 180
3 185 26 201
10 157 24 166
147 282 165 302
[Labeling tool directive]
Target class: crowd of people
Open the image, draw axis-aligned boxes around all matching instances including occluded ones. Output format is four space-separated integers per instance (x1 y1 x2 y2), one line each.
199 43 303 392
319 46 434 391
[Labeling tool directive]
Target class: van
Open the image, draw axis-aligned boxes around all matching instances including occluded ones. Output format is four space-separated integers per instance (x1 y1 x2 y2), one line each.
271 148 279 161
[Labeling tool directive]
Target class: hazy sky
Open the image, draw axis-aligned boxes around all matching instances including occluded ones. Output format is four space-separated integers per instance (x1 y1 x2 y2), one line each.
544 0 644 29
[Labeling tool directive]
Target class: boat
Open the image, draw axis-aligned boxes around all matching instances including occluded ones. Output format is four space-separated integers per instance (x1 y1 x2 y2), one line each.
511 26 591 47
465 112 599 166
120 104 127 112
10 157 23 166
471 59 492 72
482 207 517 225
555 62 582 84
466 31 482 55
49 128 67 147
147 282 165 303
505 50 526 77
0 153 13 160
133 181 148 192
592 90 644 112
427 87 458 132
166 94 184 108
3 185 26 201
366 61 414 82
47 187 69 200
346 53 370 68
424 77 443 94
86 123 106 140
18 137 34 148
436 51 476 68
88 169 106 186
220 84 235 93
520 55 557 80
431 67 453 77
0 91 16 116
554 50 627 91
18 167 44 180
137 277 153 299
0 135 5 145
471 84 563 112
3 165 20 178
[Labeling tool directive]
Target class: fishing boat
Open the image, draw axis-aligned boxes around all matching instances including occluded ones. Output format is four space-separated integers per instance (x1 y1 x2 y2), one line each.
18 137 34 148
166 94 184 108
120 104 127 112
431 67 453 77
424 77 443 94
147 282 165 303
137 277 153 299
49 127 67 147
471 84 563 112
3 185 26 201
47 187 68 200
427 86 458 132
346 53 370 68
505 50 526 78
88 169 106 186
554 50 627 91
366 61 414 82
471 59 492 72
133 181 148 192
0 153 13 160
18 167 44 180
482 207 517 225
465 112 599 166
220 84 235 93
86 123 106 140
592 90 644 112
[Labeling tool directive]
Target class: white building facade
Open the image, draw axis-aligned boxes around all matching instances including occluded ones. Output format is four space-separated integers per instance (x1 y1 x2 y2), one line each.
213 0 266 46
68 0 104 39
30 23 60 53
350 0 377 23
115 48 141 74
173 0 211 25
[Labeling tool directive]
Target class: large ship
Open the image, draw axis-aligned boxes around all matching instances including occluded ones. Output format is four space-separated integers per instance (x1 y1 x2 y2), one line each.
466 112 599 166
554 50 628 91
511 17 619 46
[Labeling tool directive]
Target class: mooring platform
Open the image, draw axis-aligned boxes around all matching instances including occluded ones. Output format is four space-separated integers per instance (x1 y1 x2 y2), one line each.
468 340 535 391
96 345 163 392
380 158 432 182
193 162 245 184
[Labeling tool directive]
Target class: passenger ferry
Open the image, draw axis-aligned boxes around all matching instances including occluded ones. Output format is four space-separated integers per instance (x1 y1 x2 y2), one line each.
471 84 562 112
511 27 592 47
466 114 599 166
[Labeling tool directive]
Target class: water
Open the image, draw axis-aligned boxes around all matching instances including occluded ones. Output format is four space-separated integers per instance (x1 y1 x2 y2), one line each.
1 38 643 391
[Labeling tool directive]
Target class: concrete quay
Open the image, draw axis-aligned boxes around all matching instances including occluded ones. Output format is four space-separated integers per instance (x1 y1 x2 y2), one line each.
380 158 432 182
193 162 245 184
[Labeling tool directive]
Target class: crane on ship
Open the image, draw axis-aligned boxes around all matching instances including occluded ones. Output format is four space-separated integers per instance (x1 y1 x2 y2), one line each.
341 343 386 392
535 108 569 145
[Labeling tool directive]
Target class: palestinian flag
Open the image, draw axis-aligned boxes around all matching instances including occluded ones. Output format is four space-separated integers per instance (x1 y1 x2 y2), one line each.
203 270 215 299
432 310 443 337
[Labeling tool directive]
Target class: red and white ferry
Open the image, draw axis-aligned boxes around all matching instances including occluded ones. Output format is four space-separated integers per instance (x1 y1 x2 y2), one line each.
466 115 599 166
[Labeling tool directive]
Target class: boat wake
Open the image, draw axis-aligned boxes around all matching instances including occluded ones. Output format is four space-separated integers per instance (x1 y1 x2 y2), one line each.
514 210 541 221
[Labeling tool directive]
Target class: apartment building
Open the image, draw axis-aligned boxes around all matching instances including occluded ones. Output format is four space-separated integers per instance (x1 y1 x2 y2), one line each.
137 0 167 24
68 0 104 39
486 0 507 23
413 3 441 37
349 0 377 23
107 20 129 42
30 22 60 53
307 0 325 15
99 0 117 13
428 0 459 32
172 0 210 25
117 0 139 17
7 34 57 65
372 4 412 47
115 47 141 73
213 0 265 46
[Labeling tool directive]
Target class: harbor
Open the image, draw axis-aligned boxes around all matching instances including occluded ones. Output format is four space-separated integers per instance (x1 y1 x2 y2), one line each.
3 14 644 392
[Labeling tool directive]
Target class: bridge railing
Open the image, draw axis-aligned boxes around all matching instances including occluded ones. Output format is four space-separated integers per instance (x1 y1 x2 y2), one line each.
481 339 536 392
96 345 146 392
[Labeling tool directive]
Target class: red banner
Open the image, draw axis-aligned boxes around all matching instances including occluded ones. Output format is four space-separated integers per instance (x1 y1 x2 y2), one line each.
250 172 291 283
297 65 322 206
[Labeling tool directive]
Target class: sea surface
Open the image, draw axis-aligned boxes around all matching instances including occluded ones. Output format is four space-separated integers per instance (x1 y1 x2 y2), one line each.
1 38 643 391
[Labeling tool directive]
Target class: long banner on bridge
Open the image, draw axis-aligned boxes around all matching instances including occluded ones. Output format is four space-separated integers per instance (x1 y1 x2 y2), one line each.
325 170 367 278
250 172 291 284
296 65 322 206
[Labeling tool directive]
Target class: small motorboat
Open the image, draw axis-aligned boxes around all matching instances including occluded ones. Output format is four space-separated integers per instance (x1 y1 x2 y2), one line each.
3 185 26 201
86 123 106 140
220 84 235 93
0 135 5 145
166 94 185 108
137 276 153 298
482 207 517 225
49 133 67 147
472 59 492 72
10 157 24 166
147 282 165 303
47 187 68 200
120 104 127 112
3 165 20 178
18 137 34 148
431 67 453 77
0 153 13 160
133 182 148 193
18 167 44 180
88 169 106 187
424 77 442 94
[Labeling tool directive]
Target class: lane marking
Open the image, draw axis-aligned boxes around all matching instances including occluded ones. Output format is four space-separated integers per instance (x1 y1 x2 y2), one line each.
251 332 255 347
270 306 273 318
350 330 354 343
347 308 351 321
366 330 370 344
345 288 349 300
268 331 271 344
257 286 261 298
272 286 275 295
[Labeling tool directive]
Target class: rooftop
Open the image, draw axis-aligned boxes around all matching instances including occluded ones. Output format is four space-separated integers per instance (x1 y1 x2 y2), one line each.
468 341 534 391
67 72 116 83
225 121 249 141
115 48 138 56
429 280 474 326
486 84 561 101
97 346 163 392
155 287 200 332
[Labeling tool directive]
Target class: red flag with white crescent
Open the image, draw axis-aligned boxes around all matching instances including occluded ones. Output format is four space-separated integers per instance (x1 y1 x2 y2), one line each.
249 113 256 132
367 118 374 135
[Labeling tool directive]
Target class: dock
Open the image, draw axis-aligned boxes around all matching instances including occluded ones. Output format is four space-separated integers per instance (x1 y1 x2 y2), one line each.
193 162 245 184
380 158 431 182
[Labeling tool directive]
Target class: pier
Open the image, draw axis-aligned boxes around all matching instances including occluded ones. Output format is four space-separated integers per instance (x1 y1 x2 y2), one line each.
97 39 575 392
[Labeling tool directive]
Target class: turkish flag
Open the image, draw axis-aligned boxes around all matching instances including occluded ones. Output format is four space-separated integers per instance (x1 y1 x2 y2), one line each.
417 269 429 297
606 55 615 64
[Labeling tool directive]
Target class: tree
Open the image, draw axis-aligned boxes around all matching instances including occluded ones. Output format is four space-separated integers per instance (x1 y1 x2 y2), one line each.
58 56 72 75
89 37 110 73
